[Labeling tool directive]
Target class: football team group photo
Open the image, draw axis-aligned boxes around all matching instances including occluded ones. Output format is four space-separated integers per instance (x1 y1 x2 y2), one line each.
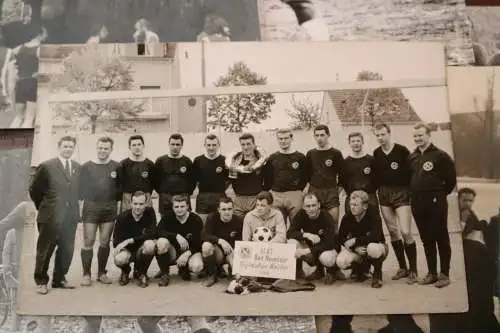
17 41 467 316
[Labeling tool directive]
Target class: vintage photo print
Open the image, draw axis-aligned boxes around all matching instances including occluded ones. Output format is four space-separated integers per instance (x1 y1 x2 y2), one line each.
258 0 474 65
0 0 260 45
12 316 317 333
18 42 467 316
467 6 500 66
312 67 500 333
0 30 44 129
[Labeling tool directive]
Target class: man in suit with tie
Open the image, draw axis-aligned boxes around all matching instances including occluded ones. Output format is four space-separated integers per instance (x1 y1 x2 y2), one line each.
29 135 81 295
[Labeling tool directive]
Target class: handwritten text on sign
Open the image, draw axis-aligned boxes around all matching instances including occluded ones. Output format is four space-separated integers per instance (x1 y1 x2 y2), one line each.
233 241 296 280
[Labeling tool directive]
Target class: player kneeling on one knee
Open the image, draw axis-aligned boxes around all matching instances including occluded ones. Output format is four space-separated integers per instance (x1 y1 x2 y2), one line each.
155 195 204 286
112 191 158 288
201 197 243 287
287 193 339 284
336 190 388 288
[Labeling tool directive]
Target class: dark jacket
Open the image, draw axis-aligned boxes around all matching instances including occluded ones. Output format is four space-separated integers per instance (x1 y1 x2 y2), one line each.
29 158 81 224
408 144 456 194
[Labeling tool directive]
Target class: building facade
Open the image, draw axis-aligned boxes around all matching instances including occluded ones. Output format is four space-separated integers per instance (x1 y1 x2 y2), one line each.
36 42 206 134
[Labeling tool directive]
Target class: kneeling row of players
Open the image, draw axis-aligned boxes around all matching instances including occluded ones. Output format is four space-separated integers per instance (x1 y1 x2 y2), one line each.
112 189 388 289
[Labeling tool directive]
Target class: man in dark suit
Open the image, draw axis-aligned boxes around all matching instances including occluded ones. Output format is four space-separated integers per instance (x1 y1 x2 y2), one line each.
29 135 81 295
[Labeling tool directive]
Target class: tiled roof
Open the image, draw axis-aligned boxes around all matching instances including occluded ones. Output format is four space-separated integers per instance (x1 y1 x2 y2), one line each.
327 88 421 124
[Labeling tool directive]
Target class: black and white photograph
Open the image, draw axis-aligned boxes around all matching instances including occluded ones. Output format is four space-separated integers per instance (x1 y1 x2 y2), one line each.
17 41 467 316
0 0 260 45
467 6 500 66
10 316 317 333
312 67 500 333
258 0 474 65
0 129 48 333
0 27 44 129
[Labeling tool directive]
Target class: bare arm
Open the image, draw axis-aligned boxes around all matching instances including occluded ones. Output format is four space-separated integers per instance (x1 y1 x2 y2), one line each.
242 216 253 241
1 48 13 96
271 213 287 243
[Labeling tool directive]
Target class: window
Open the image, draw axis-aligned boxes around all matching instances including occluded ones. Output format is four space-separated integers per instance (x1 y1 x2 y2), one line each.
140 86 161 90
137 43 146 56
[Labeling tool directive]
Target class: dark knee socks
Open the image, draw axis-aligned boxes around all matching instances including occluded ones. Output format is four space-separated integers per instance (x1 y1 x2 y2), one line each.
156 253 171 275
97 246 110 276
135 253 154 276
81 248 93 276
203 254 218 276
404 242 417 273
391 240 407 270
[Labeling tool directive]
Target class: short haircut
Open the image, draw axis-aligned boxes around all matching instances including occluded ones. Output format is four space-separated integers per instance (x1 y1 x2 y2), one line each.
205 134 219 143
128 135 144 146
373 122 391 133
313 124 330 136
172 194 189 204
413 122 432 134
239 133 255 143
169 133 184 144
131 191 147 200
256 191 273 205
458 187 477 198
348 132 364 142
58 135 76 146
218 196 234 206
350 190 369 204
276 128 293 138
97 136 114 148
303 193 319 203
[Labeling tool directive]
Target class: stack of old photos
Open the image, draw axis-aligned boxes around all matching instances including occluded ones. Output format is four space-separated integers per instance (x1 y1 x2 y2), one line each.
0 0 497 332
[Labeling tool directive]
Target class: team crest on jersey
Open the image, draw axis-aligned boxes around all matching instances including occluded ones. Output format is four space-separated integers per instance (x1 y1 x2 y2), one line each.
363 167 371 174
423 161 434 171
186 233 192 239
230 231 237 238
318 229 324 235
216 166 223 173
141 171 149 178
325 159 333 167
110 171 117 178
390 162 399 170
291 161 299 169
180 166 187 173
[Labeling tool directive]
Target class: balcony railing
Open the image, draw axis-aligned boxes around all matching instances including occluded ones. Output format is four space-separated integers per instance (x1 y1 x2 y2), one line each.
39 43 177 60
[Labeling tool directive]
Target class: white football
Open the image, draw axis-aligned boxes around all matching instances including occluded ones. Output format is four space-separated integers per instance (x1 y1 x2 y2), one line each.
252 226 273 242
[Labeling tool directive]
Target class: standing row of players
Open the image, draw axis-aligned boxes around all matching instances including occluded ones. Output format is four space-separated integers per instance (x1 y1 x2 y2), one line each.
29 122 456 294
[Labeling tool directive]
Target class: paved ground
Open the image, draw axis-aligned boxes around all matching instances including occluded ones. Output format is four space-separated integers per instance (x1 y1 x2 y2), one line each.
17 193 467 317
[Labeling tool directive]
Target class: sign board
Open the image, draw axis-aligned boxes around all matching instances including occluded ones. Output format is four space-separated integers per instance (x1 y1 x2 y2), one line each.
232 241 296 280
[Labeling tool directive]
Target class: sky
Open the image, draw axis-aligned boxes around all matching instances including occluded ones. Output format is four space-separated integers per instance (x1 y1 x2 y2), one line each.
447 66 500 115
201 41 449 129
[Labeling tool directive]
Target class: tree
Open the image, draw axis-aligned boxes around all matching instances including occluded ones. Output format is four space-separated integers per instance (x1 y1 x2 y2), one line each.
207 61 276 132
285 94 321 130
50 46 144 134
473 70 497 178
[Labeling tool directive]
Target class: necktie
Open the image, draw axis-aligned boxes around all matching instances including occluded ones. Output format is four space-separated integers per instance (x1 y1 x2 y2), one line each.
64 159 71 178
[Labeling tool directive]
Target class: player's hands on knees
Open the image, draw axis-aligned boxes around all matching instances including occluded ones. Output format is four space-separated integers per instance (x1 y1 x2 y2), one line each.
295 247 309 258
176 251 191 266
303 232 321 244
115 238 134 253
176 234 189 251
218 239 233 255
354 246 367 256
344 238 356 248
